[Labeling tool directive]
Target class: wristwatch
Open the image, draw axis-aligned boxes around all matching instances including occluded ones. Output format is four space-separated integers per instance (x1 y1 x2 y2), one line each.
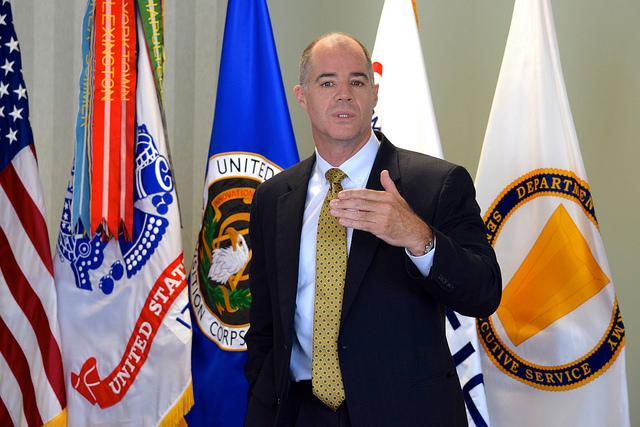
409 237 434 257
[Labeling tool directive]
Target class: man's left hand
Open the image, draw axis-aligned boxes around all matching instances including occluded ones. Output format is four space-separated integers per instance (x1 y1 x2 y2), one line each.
329 169 433 255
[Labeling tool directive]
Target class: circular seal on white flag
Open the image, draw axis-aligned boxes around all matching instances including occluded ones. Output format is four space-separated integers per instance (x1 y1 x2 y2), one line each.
477 169 625 390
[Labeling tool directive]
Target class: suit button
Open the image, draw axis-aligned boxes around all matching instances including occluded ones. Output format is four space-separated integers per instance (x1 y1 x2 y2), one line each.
284 344 288 351
341 345 348 350
440 280 454 293
276 397 281 405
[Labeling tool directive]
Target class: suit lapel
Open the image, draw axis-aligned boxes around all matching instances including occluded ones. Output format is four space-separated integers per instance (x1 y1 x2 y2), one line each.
341 136 401 324
275 155 315 341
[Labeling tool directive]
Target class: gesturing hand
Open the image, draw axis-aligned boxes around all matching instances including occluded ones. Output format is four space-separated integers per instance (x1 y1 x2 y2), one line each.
329 170 433 255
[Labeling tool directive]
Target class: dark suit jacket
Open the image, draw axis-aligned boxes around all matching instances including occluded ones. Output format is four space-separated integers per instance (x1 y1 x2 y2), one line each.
244 134 501 427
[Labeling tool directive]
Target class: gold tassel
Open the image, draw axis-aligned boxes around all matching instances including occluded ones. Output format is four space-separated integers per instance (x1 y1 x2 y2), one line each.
158 382 194 427
43 408 68 427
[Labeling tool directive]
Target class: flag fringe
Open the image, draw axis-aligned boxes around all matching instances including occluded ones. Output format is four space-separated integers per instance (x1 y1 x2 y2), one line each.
158 382 194 427
43 408 67 427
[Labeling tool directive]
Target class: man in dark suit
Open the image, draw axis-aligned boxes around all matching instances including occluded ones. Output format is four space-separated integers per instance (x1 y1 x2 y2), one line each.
244 32 501 427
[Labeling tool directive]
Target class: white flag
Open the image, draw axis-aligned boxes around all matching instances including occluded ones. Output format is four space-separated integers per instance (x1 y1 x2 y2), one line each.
371 0 442 158
475 1 629 426
54 14 192 426
372 2 491 426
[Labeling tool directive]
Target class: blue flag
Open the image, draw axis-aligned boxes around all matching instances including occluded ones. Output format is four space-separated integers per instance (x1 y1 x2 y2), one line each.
187 0 299 425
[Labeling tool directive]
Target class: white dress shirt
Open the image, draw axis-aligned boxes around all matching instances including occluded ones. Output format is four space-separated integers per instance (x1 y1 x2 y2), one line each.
290 132 436 380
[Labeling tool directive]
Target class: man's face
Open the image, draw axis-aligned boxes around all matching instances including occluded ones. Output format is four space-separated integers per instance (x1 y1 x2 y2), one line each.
294 38 378 152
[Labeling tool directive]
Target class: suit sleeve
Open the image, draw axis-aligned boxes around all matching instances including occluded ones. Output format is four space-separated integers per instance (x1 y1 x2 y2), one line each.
407 165 502 317
244 185 273 390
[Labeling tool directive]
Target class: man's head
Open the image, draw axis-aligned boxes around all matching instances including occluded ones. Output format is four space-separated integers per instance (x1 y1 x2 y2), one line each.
294 33 378 159
298 32 374 86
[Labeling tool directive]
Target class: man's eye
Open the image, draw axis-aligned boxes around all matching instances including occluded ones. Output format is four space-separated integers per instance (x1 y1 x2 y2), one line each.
351 80 365 87
320 81 334 87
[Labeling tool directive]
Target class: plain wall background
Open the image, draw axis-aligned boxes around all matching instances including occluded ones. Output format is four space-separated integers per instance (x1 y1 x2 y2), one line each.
13 0 638 424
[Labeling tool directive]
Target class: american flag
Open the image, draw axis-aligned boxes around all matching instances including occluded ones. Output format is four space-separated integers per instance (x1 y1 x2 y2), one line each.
0 1 67 426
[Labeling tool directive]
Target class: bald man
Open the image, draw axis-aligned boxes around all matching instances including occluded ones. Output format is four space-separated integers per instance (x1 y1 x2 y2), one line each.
244 33 501 427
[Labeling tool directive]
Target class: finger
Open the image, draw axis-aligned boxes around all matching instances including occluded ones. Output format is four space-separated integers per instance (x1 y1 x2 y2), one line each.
380 170 400 195
337 188 389 202
336 217 377 232
330 206 377 222
330 198 381 212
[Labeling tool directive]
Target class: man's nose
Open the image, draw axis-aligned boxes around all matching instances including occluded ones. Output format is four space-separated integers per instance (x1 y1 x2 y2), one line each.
334 83 353 102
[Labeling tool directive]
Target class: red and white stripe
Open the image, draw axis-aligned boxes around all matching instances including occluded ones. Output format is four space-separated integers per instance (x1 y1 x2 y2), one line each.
0 147 66 426
91 0 136 238
91 0 122 237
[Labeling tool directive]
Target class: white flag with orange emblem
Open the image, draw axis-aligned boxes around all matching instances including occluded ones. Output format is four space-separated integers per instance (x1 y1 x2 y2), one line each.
475 0 629 426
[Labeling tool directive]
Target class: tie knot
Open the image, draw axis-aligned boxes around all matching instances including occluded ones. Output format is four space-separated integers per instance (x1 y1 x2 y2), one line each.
325 168 347 186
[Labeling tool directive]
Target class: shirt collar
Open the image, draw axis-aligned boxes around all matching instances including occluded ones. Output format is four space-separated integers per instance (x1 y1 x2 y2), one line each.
314 132 380 188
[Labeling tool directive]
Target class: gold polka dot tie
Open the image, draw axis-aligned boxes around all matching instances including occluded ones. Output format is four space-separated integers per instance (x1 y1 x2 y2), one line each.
312 167 348 410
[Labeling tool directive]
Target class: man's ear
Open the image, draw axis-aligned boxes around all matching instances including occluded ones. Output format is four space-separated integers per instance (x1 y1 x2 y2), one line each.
293 84 307 111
